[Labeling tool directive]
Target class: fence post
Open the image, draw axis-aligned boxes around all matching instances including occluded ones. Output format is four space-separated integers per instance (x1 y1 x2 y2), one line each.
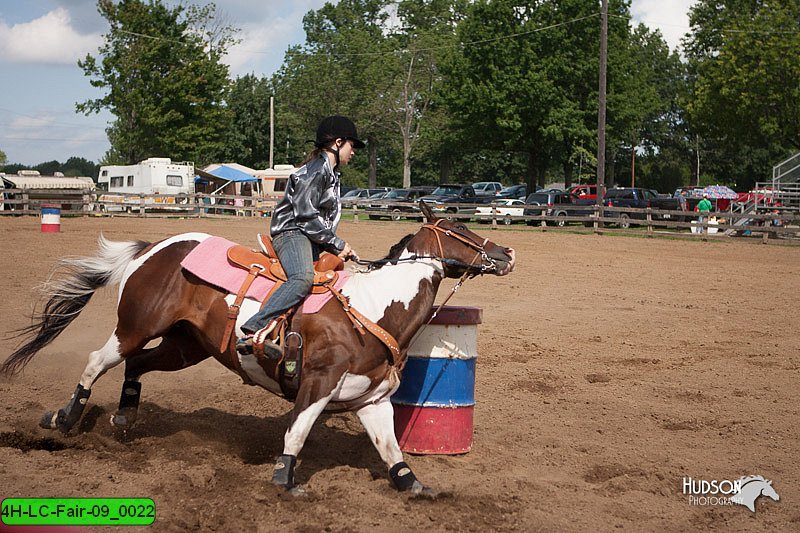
593 204 603 235
491 202 497 229
646 207 653 237
353 204 359 222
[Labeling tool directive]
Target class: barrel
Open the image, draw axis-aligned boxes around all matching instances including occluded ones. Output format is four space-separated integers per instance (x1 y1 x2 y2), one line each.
392 306 482 454
41 204 61 233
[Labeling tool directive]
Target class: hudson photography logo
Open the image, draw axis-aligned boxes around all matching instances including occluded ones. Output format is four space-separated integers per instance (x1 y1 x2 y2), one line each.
682 475 780 512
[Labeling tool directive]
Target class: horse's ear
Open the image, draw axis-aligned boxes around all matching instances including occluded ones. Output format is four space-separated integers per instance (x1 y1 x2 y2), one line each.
419 200 437 222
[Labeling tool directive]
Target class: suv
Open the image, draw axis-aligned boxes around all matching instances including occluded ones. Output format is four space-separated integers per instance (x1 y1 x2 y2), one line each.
524 191 591 226
366 187 434 220
472 181 503 196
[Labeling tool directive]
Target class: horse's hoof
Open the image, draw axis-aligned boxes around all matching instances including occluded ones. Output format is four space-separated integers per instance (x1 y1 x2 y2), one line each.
39 411 58 430
410 480 439 499
110 408 137 428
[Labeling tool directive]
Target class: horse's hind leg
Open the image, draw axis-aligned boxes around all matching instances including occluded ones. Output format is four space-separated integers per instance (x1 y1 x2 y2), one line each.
40 333 124 433
111 327 209 428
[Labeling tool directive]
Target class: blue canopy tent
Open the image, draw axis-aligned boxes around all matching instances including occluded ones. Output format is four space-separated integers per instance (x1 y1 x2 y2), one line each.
195 164 259 195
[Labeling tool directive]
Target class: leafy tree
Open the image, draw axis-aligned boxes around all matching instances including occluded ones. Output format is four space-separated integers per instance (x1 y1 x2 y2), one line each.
273 0 394 186
685 0 800 189
63 157 100 179
223 74 274 169
78 0 236 166
442 0 604 191
0 149 6 168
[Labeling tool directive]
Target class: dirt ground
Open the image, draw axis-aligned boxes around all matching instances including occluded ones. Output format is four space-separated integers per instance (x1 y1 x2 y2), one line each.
0 215 798 532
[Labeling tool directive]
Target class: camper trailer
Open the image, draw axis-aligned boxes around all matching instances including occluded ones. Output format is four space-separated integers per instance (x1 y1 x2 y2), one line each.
97 158 194 212
256 164 298 197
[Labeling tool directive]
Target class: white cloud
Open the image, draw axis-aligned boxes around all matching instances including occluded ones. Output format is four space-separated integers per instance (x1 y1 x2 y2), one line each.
9 114 56 130
0 7 102 65
630 0 697 52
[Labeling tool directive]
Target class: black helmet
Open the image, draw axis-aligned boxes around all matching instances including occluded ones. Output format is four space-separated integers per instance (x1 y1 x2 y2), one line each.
315 115 365 149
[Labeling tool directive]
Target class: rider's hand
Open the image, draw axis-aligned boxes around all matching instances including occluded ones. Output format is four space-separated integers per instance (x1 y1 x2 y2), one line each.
338 243 356 260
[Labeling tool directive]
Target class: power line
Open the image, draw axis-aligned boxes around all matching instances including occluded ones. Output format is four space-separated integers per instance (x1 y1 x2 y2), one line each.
0 136 108 143
117 13 601 58
0 108 108 130
620 13 800 36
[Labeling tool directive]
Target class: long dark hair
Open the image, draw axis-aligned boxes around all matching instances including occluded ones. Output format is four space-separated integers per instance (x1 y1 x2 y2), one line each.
299 138 341 167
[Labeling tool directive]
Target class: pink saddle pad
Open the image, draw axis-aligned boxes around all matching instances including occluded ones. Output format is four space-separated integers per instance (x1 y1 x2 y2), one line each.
180 236 349 314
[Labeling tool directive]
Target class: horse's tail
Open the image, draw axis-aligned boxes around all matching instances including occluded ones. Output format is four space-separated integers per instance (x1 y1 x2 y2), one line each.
1 235 151 376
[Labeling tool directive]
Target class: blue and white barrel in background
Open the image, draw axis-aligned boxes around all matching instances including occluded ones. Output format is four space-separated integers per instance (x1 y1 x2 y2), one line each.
392 306 482 454
41 204 61 233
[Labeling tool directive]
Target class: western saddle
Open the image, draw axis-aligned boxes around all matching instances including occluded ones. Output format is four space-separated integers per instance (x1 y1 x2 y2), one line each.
220 234 401 398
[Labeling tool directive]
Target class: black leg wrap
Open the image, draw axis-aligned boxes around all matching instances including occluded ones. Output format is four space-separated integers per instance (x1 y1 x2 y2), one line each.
389 462 418 492
271 454 297 489
118 380 142 410
56 385 91 433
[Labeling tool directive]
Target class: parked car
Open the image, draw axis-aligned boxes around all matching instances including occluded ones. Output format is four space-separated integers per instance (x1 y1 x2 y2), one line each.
420 184 489 216
496 184 541 200
366 187 434 220
524 191 592 226
474 199 526 225
471 181 504 196
603 187 687 228
341 187 393 207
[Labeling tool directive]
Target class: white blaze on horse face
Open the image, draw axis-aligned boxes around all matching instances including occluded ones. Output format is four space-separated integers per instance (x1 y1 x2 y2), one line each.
342 251 441 324
79 334 124 389
118 232 211 301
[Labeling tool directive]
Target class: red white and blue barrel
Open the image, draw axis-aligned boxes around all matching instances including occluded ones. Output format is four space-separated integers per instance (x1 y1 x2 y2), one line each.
392 306 482 454
41 204 61 233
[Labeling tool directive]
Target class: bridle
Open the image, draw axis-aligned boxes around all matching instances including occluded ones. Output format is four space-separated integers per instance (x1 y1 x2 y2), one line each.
421 219 498 275
352 219 498 275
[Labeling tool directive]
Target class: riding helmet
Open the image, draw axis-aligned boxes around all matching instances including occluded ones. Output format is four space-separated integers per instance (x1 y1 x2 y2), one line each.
316 116 366 149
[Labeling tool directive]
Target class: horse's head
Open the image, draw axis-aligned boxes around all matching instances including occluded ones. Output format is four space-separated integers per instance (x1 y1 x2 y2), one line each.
411 201 516 277
761 480 780 502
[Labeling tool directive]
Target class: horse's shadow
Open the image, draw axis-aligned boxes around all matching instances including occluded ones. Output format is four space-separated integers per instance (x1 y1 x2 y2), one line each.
78 402 386 483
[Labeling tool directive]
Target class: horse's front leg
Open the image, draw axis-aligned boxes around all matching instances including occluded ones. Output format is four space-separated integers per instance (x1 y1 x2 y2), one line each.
356 397 436 496
272 369 344 493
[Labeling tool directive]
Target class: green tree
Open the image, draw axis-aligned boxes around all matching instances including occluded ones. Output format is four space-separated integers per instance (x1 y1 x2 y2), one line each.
78 0 236 166
0 149 6 168
223 74 274 169
685 0 800 189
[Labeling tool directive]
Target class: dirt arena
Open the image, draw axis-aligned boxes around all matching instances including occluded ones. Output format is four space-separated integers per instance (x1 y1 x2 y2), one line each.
0 215 798 532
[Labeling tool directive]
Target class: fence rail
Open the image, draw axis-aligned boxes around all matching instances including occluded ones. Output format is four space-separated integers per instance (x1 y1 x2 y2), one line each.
1 190 798 242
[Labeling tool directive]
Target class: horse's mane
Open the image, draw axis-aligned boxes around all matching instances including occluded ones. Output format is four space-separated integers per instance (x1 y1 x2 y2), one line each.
739 475 768 485
370 234 415 270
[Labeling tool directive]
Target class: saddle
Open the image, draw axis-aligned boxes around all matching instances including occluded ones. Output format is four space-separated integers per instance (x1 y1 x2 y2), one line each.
226 234 344 295
220 234 402 399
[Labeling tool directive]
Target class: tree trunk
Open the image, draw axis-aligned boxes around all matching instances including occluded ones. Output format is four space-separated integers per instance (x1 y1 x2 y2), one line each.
367 137 378 188
402 135 412 188
526 147 538 193
440 153 452 185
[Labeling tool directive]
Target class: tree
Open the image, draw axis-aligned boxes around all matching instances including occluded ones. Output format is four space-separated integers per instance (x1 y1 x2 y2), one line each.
223 74 274 168
685 0 800 189
442 0 611 191
0 149 6 168
78 0 236 166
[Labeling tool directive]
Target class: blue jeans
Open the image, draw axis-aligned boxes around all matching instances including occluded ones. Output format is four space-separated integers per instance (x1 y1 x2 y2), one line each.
241 230 320 334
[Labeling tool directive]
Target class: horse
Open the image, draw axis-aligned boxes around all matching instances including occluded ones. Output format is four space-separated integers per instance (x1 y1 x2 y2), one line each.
1 203 515 495
731 475 780 512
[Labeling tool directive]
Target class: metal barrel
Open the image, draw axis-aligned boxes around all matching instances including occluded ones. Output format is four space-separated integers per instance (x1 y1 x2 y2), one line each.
41 204 61 233
392 306 482 454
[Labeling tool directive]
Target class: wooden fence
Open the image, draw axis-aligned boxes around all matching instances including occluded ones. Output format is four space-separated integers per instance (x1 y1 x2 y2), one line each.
1 190 798 242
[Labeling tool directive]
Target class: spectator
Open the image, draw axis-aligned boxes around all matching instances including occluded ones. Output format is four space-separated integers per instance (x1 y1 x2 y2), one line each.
695 193 713 233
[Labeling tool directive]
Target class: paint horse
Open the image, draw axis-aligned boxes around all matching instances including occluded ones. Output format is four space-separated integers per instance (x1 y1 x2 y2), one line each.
2 204 515 495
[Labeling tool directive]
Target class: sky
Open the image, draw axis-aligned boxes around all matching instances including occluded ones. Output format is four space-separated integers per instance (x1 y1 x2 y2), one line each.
0 0 696 167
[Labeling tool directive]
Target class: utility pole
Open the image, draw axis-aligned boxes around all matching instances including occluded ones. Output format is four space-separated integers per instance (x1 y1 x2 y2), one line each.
596 0 608 228
269 96 274 170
